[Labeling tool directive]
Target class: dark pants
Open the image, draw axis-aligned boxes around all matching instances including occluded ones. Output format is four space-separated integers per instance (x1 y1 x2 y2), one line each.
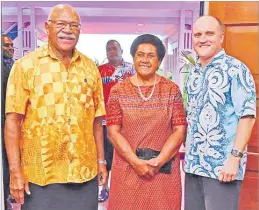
22 177 98 210
1 125 10 209
103 126 113 171
184 173 242 210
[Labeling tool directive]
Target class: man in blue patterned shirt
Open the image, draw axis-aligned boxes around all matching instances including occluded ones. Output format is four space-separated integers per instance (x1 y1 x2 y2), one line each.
184 16 256 210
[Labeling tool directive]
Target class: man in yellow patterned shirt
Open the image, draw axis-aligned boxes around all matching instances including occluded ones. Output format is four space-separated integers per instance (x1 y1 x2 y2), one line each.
5 4 107 210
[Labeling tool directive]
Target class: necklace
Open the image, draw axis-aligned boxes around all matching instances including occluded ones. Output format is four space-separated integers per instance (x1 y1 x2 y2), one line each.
136 75 157 101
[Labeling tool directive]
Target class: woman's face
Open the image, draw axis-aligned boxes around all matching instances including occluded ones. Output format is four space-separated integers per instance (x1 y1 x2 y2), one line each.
133 43 161 79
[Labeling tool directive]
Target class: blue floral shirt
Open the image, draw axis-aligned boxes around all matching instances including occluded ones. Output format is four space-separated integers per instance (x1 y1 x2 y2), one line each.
184 49 256 180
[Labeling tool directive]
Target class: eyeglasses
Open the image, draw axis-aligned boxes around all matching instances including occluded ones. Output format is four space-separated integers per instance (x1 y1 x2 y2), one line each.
48 20 81 31
3 43 14 48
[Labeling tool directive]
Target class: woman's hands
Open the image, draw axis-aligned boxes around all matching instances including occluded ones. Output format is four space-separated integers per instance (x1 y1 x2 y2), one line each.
131 157 163 179
131 158 155 178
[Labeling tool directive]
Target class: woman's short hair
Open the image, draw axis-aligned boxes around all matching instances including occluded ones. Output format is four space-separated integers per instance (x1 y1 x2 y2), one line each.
130 34 166 62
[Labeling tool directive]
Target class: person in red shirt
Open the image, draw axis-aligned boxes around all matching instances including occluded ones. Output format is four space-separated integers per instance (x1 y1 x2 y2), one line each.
98 40 135 202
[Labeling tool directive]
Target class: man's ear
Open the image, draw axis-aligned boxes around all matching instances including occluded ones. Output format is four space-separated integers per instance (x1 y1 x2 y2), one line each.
45 22 50 34
220 33 224 44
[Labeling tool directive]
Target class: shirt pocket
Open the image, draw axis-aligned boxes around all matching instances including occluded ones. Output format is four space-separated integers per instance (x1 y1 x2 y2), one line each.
78 76 95 108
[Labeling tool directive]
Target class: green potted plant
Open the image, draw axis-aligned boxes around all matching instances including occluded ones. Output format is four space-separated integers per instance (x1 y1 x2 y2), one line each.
179 50 196 106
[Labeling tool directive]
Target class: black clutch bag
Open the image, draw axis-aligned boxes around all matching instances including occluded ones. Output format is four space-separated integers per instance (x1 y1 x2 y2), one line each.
135 148 174 174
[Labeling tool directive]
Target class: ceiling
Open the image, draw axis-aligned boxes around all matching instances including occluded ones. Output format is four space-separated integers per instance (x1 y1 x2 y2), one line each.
2 1 201 41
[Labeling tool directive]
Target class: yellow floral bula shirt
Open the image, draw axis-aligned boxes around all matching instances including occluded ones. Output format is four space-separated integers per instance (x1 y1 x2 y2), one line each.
6 44 106 186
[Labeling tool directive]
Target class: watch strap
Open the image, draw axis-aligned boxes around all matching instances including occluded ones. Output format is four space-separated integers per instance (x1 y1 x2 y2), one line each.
97 159 107 165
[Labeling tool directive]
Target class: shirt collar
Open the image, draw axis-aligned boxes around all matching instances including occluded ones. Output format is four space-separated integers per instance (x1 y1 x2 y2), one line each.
38 43 81 62
107 59 125 68
3 57 14 64
196 49 226 68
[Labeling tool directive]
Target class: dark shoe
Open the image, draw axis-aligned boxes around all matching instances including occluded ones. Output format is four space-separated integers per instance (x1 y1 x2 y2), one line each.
98 189 109 202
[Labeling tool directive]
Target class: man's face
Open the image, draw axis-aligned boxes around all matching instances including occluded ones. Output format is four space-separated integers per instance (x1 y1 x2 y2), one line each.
3 36 14 59
133 43 161 79
106 42 123 64
45 8 80 54
192 17 224 61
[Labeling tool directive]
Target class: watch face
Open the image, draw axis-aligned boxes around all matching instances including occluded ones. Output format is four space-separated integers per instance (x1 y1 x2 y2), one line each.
231 149 243 157
232 150 238 156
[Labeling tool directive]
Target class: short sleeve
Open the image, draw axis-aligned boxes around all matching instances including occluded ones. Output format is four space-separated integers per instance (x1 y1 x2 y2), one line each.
172 87 188 126
106 85 122 126
93 66 106 117
5 60 29 115
230 64 256 118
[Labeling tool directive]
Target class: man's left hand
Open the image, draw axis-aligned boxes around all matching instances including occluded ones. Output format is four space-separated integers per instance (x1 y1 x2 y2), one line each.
219 156 240 182
98 164 108 186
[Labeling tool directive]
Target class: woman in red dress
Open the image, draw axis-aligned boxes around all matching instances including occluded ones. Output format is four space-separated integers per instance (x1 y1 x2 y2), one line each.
106 34 187 210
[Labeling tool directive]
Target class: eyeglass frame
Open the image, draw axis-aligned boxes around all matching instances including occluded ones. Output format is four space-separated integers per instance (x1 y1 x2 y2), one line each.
3 43 14 48
48 20 81 31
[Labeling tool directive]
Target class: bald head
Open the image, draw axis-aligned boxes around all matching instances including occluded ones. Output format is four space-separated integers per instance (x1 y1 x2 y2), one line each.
48 4 80 23
194 15 224 33
192 15 224 68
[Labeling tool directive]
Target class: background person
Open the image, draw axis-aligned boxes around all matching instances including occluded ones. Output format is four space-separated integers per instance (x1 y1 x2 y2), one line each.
98 39 135 202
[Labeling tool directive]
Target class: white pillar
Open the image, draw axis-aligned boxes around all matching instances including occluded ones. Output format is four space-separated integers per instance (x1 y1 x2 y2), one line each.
179 9 185 52
175 9 186 86
163 37 169 78
30 7 36 50
203 2 210 15
17 4 23 58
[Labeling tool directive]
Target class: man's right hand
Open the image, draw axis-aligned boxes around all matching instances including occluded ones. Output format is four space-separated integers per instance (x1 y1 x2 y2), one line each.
131 158 155 179
9 171 30 204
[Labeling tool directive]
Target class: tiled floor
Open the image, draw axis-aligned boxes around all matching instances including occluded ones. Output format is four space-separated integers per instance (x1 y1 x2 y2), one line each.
98 201 108 210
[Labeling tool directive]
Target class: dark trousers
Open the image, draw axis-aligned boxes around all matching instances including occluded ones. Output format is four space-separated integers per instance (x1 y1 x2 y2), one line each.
185 173 242 210
103 126 114 171
22 177 98 210
2 126 10 209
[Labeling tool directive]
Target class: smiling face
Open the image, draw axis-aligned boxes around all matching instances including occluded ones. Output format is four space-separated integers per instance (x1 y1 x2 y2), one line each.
45 5 80 55
3 36 14 59
193 16 224 65
133 43 161 79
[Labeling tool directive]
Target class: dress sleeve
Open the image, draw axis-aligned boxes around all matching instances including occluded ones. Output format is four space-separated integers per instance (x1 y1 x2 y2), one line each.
106 85 122 126
172 87 188 126
5 60 29 115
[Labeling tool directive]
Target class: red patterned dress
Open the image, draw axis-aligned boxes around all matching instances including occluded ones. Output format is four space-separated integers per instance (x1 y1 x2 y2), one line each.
106 77 187 210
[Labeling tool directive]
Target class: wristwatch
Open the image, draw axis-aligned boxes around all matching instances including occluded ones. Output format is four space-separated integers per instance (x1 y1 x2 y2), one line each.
231 149 243 158
97 159 107 165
